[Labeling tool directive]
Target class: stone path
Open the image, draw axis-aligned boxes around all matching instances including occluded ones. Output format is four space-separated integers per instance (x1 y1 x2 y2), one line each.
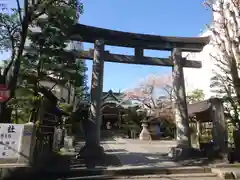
61 137 222 179
2 136 236 179
101 137 240 179
44 136 239 179
105 138 178 169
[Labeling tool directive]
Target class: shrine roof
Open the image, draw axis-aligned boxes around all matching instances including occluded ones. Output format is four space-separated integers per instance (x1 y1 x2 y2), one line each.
102 90 133 106
102 90 121 102
187 100 211 117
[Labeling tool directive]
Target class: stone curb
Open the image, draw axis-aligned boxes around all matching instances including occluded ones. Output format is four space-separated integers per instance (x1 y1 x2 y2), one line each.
107 166 213 176
0 152 57 179
211 163 240 179
212 163 240 168
55 173 217 179
211 168 238 179
38 166 213 176
111 173 217 179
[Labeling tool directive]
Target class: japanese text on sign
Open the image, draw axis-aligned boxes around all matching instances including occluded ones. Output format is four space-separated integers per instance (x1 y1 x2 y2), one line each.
0 124 23 159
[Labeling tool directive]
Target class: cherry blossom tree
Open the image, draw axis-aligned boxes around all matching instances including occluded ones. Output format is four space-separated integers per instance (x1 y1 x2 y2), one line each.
123 73 173 115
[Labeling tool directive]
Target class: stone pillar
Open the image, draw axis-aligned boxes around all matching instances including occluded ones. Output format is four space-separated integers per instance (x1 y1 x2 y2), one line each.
210 98 227 153
172 48 191 147
196 121 201 148
80 39 105 157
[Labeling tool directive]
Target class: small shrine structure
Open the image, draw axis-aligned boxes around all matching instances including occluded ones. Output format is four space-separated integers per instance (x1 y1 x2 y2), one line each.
187 98 227 152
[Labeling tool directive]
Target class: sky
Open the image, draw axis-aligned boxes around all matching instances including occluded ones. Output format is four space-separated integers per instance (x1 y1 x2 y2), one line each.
1 0 213 92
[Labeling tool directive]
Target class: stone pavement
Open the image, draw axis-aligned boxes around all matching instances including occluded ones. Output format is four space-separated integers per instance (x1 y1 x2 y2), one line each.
106 137 219 168
105 138 178 169
1 136 239 179
64 137 226 179
104 137 240 179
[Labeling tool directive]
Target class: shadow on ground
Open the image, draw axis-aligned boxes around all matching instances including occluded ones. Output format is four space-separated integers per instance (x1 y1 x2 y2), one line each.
1 149 226 180
1 130 227 179
107 148 226 168
2 130 121 179
2 151 121 180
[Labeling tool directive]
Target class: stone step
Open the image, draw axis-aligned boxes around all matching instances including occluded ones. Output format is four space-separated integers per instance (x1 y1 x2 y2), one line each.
115 173 218 178
29 166 214 179
212 168 240 179
4 165 223 180
39 173 219 180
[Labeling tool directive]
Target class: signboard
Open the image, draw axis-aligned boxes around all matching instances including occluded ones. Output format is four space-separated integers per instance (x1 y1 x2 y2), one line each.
0 124 23 159
0 84 10 102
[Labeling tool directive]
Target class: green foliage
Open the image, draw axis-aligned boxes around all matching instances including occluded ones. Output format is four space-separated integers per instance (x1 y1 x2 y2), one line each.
160 120 176 138
59 103 73 113
211 74 240 126
227 122 236 147
187 89 205 103
0 6 21 53
21 0 87 100
123 109 137 124
122 107 144 130
7 88 41 123
0 0 86 123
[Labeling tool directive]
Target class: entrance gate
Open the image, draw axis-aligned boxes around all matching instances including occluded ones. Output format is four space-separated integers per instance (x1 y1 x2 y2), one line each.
69 24 209 157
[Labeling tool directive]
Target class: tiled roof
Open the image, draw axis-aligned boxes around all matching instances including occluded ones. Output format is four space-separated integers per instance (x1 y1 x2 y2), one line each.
102 90 133 106
187 100 211 116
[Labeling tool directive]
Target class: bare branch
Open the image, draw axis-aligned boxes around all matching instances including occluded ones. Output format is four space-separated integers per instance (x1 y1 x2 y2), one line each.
16 0 23 24
208 0 240 124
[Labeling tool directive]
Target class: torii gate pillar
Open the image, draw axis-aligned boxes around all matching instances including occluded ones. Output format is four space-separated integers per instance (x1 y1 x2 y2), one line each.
80 39 105 158
170 48 191 159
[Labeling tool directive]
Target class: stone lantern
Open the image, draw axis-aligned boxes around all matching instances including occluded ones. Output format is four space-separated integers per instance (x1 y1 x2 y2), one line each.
137 109 152 141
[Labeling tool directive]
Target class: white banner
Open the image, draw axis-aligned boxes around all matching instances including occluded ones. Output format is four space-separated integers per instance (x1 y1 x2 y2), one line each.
0 124 24 159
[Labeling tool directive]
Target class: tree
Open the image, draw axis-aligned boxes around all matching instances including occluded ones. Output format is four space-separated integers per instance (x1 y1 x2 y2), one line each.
122 106 144 128
211 71 240 126
123 74 173 116
0 0 84 122
187 89 205 103
204 0 240 127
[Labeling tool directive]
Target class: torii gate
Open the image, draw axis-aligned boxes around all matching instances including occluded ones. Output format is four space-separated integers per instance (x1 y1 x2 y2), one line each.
69 24 210 158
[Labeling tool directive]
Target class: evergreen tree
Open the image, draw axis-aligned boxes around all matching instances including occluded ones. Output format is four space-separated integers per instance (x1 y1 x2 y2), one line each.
0 0 86 123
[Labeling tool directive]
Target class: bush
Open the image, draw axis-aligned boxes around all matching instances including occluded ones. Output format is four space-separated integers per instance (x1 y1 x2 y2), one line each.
59 103 73 114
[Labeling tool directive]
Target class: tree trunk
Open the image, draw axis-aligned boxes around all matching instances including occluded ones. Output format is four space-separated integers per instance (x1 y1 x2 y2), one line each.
67 83 71 104
0 103 11 123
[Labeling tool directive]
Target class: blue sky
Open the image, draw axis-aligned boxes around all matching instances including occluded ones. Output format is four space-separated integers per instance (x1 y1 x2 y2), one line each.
1 0 212 92
81 0 212 92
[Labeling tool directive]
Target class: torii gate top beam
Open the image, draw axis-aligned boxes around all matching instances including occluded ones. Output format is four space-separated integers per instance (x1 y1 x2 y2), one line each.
69 24 210 52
